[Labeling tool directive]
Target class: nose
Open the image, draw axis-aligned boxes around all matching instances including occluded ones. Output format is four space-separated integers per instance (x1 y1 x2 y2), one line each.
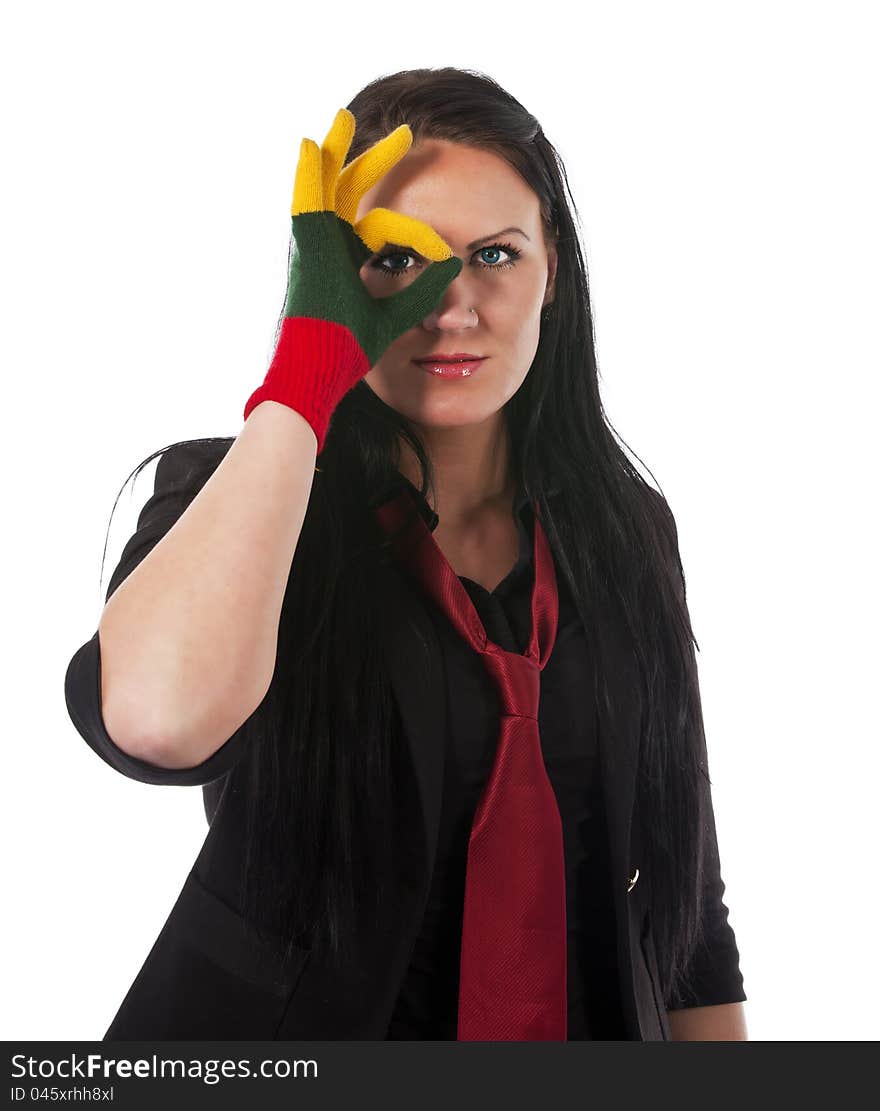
420 277 479 331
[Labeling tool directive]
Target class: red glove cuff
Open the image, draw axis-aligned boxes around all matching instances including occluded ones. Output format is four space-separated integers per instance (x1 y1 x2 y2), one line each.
243 316 371 454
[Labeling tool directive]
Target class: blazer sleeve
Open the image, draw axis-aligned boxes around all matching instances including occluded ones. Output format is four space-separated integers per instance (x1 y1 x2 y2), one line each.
651 489 748 1010
63 437 250 788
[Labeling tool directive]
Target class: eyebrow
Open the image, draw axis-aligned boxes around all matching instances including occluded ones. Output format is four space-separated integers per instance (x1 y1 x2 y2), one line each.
467 227 531 249
380 226 531 255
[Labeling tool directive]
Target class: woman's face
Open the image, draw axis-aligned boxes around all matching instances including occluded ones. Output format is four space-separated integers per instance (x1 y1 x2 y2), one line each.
355 138 557 431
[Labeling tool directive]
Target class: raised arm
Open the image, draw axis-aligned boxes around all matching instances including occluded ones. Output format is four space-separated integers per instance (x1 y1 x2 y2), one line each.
95 406 318 770
65 107 461 785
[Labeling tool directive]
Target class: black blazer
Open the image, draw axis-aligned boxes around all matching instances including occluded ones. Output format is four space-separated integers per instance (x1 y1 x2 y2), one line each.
64 440 746 1041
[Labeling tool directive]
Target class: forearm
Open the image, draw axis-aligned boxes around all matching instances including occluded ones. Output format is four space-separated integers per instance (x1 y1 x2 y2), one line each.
99 401 317 766
666 1001 748 1041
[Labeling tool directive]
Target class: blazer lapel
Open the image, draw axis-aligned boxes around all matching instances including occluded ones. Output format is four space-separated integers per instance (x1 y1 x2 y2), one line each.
593 593 643 886
592 590 646 1036
383 562 447 873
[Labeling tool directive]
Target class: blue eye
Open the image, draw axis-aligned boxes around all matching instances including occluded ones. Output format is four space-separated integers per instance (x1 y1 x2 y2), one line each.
473 242 523 270
372 251 413 276
369 241 523 279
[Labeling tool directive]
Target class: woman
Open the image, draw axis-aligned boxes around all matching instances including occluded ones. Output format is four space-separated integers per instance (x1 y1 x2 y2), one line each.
64 67 747 1040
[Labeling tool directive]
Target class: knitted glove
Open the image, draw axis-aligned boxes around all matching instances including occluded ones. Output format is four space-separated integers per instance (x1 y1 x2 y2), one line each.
243 108 463 452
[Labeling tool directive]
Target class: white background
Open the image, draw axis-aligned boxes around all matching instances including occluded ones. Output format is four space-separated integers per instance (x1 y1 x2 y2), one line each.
3 0 877 1041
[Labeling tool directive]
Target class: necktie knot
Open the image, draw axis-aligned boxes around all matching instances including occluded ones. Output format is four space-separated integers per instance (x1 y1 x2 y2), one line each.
483 645 541 719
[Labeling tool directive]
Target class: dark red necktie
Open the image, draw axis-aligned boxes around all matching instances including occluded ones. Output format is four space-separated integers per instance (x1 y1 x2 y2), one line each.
375 485 567 1041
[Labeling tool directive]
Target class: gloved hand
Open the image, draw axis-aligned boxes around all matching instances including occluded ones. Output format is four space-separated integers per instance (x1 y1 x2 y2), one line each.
243 108 463 453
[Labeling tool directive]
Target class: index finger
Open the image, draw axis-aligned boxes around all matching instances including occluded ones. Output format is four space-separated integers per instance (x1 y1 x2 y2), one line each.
335 125 413 224
354 208 454 262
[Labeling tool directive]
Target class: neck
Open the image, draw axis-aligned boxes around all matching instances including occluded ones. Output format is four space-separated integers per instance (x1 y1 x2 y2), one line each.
398 413 516 526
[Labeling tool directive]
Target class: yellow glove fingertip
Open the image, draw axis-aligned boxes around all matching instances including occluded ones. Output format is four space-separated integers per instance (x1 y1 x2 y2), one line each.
400 216 454 263
324 108 356 152
292 137 323 215
386 124 413 156
321 110 356 210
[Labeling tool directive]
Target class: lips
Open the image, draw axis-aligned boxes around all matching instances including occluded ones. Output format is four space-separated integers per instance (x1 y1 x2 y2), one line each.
413 354 487 378
413 353 485 364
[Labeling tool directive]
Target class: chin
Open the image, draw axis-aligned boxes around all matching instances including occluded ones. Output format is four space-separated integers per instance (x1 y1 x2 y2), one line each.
367 368 521 427
391 400 501 430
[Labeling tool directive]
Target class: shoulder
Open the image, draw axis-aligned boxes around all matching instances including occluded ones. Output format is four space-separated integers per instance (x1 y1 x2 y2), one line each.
642 483 678 533
640 483 682 558
635 483 686 605
153 436 236 494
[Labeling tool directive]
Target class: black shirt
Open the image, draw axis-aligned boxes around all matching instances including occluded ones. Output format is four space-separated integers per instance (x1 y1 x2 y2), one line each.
383 477 626 1040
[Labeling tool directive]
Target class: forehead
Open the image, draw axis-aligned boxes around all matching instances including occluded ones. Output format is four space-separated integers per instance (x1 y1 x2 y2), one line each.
354 138 541 232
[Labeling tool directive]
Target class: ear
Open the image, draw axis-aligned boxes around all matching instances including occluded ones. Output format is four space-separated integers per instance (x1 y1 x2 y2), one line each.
543 241 558 307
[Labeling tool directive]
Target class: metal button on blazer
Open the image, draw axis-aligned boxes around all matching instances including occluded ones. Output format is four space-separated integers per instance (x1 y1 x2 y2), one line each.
627 867 640 893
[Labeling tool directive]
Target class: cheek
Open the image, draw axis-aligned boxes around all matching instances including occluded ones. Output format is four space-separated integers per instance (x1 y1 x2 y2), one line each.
502 287 542 328
494 282 544 357
493 264 547 323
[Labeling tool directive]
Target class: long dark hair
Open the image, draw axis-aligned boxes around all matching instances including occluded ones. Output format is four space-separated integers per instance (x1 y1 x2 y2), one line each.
102 67 711 1008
